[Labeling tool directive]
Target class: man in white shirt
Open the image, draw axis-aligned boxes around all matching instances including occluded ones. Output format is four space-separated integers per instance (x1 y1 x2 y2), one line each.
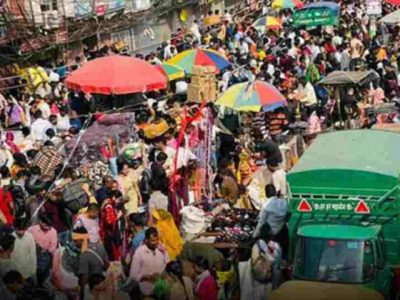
56 106 71 133
239 38 249 60
30 110 53 142
190 19 202 43
11 218 37 281
298 77 318 107
309 40 321 60
163 42 177 61
35 95 51 120
267 158 287 197
223 9 233 23
221 67 232 92
154 139 176 173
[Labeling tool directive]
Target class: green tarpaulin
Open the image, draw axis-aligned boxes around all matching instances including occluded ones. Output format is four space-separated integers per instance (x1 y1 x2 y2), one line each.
288 130 400 194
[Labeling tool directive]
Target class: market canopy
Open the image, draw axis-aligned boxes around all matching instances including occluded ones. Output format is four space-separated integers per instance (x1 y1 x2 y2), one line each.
252 16 283 31
156 63 185 81
317 70 380 86
380 9 400 24
66 55 167 95
216 80 287 112
167 49 231 75
288 130 400 194
385 0 400 6
294 1 340 27
272 0 304 9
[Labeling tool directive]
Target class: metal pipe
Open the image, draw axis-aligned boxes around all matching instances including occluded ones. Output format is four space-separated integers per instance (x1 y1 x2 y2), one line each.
376 186 399 207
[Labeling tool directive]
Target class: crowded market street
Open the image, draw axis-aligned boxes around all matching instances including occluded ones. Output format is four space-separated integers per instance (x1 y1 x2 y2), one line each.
0 0 400 299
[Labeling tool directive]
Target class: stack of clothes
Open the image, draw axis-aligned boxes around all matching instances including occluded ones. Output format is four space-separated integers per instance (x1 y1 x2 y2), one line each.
208 209 259 246
66 113 136 166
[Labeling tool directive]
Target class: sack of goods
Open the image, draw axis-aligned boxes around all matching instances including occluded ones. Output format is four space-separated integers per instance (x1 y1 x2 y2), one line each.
142 119 170 140
180 206 207 237
62 178 90 213
187 66 217 103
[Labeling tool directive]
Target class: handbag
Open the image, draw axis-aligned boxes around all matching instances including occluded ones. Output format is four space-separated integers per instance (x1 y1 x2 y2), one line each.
251 241 272 283
62 178 89 213
32 146 64 178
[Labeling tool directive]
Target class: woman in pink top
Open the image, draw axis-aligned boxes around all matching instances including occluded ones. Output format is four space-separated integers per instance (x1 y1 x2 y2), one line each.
28 214 58 253
28 214 58 285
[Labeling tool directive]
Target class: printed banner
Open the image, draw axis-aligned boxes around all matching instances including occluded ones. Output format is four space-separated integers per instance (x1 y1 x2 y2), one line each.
75 0 94 18
366 0 382 16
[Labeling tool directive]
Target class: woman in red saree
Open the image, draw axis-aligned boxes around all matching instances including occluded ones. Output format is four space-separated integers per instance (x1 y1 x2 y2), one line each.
100 189 123 261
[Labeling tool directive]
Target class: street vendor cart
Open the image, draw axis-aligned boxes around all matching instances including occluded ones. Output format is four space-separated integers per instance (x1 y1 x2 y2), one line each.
318 70 380 129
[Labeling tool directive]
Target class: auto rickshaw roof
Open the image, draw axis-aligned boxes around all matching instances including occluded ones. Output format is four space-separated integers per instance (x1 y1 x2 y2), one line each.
288 130 400 195
298 224 381 240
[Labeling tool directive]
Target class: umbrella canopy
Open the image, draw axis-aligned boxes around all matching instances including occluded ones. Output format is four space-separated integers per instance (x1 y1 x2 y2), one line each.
167 49 231 75
318 70 380 86
216 80 287 112
380 9 400 24
66 55 167 95
386 0 400 5
156 63 185 81
253 16 283 30
272 0 304 9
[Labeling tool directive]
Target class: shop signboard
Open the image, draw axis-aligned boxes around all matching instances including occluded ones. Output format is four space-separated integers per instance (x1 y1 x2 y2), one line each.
75 0 93 18
107 0 125 12
366 0 382 16
294 6 339 27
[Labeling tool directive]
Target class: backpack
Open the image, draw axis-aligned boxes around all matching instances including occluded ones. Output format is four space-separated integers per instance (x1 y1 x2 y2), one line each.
139 168 152 204
251 241 273 283
62 178 89 213
5 185 26 218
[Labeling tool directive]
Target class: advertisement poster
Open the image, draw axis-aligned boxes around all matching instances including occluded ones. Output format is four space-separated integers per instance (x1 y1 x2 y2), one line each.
75 0 93 18
366 0 382 16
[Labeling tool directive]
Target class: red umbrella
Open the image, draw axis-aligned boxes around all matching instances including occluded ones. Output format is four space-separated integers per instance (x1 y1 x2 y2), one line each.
385 0 400 5
66 55 167 95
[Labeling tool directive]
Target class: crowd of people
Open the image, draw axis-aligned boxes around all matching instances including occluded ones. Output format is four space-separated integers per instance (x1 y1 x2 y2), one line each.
0 0 400 299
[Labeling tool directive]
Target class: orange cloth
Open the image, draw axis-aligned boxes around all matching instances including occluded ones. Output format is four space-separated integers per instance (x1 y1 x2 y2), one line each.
250 44 258 59
204 15 221 26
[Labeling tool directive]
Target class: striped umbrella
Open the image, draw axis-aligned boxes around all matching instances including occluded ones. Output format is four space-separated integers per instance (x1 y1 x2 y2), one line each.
253 16 283 31
167 49 231 75
156 63 185 81
216 80 287 112
272 0 304 9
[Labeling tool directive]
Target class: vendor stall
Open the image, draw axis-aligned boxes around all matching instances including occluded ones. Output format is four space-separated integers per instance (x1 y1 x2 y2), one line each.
318 70 380 87
318 70 380 129
65 112 137 167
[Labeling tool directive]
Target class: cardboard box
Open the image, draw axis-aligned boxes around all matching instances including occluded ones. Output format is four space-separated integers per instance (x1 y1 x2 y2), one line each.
192 65 216 76
203 65 216 74
187 84 203 103
207 83 217 101
191 75 216 86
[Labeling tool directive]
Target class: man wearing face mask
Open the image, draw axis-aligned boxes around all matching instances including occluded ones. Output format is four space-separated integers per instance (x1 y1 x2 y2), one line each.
11 218 37 284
